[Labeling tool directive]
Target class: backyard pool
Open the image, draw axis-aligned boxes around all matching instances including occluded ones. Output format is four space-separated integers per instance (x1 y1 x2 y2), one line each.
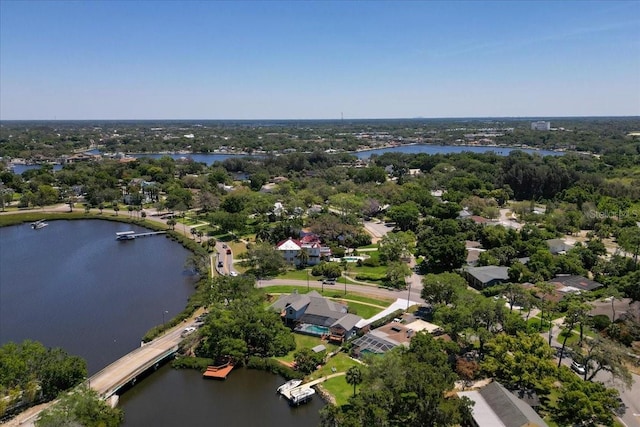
295 323 330 336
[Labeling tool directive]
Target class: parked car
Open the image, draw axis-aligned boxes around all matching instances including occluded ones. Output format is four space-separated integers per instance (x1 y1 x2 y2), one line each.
322 278 336 285
226 248 232 255
217 261 223 268
230 271 238 277
571 361 586 375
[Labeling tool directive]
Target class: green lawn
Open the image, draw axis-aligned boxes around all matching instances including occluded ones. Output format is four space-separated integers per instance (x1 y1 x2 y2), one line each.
308 353 361 406
261 285 392 306
277 269 317 281
345 302 383 319
276 334 339 363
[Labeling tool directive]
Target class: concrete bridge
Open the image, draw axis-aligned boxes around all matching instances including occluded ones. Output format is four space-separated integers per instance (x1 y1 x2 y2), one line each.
4 319 197 427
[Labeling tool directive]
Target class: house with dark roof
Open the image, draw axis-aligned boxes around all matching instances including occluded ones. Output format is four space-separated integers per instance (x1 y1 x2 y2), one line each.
351 319 444 357
548 275 604 292
546 238 572 255
458 381 548 427
463 266 509 289
269 291 362 342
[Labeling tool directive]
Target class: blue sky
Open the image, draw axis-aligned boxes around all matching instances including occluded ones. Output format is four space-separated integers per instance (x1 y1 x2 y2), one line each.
1 1 639 120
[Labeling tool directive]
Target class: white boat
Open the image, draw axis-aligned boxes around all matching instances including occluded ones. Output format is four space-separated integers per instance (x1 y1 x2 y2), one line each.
276 379 302 394
31 220 48 230
289 387 315 405
116 231 135 241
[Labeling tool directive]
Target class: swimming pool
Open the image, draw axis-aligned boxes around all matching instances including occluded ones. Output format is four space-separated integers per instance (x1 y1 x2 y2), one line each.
295 324 329 336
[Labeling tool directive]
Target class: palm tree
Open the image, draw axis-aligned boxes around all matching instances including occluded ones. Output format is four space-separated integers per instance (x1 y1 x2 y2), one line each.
167 218 177 230
113 203 120 216
296 248 309 268
345 366 362 397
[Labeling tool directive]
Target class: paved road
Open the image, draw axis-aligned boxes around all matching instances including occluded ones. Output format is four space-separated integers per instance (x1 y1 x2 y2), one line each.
544 321 640 427
257 278 424 306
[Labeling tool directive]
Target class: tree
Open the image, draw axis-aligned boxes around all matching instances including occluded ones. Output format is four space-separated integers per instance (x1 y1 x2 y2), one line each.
345 365 363 397
420 273 467 305
166 218 177 230
387 201 420 232
554 378 619 427
239 243 286 278
385 262 411 289
618 226 640 264
378 231 415 264
37 384 123 427
576 337 632 387
112 202 120 216
294 348 323 374
482 332 556 393
534 281 555 332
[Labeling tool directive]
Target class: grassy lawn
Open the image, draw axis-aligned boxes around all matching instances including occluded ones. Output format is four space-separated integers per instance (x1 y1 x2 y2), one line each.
277 269 317 281
344 302 383 319
308 353 361 406
261 285 392 306
276 334 340 363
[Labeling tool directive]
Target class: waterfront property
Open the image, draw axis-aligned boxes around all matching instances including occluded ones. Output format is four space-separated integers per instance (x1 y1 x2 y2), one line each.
270 291 362 342
351 319 444 358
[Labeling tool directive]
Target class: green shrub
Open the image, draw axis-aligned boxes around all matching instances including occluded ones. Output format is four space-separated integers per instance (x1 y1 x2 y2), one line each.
246 357 304 380
172 357 214 371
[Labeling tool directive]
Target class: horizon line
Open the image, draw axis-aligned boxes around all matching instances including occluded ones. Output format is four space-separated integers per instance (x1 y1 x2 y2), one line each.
1 114 639 122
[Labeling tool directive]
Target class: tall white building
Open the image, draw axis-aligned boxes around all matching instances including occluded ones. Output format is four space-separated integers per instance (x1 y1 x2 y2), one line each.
531 121 551 131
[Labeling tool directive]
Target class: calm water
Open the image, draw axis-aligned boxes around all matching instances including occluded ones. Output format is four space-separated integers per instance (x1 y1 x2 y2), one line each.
133 144 562 166
119 365 323 427
0 219 324 426
9 144 562 174
0 220 195 373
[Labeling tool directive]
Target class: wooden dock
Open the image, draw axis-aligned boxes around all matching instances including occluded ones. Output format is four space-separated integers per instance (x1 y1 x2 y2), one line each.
116 231 166 240
203 363 234 380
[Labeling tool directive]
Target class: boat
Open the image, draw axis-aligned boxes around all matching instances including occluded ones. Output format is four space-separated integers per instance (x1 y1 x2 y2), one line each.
31 220 48 230
276 379 302 394
289 387 315 405
115 231 135 241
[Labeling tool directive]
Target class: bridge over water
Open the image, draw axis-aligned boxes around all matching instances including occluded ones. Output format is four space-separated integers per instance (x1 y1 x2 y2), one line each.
4 319 198 427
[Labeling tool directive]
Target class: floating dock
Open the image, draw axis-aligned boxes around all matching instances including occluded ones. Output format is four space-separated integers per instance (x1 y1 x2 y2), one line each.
203 363 234 380
116 231 166 240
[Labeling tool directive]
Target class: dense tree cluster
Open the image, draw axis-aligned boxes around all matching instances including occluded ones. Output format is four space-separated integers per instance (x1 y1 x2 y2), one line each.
195 276 295 363
0 341 87 416
320 333 472 427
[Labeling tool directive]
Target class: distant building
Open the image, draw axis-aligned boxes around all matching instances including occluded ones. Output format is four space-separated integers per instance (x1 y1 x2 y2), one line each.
531 121 551 131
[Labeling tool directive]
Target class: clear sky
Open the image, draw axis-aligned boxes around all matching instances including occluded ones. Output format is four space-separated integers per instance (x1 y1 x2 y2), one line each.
1 1 639 120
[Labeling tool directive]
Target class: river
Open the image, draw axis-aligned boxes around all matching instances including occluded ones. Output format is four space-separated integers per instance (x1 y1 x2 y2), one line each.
0 220 323 426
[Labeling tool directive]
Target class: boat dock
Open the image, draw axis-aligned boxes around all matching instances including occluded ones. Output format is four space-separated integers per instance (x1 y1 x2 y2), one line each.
202 362 234 380
277 372 346 405
116 231 166 240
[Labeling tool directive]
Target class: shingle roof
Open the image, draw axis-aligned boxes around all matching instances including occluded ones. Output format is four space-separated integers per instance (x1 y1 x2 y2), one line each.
459 382 548 427
479 382 548 427
465 266 509 284
331 313 362 331
549 275 603 291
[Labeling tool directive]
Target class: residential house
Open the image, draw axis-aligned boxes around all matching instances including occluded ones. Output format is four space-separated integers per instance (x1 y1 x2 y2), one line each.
588 297 640 322
352 319 443 357
463 266 509 289
548 275 604 292
276 235 330 266
546 238 572 255
457 381 548 427
269 291 362 342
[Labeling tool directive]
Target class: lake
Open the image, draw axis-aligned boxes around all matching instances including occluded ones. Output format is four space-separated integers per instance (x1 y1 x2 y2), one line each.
0 219 324 426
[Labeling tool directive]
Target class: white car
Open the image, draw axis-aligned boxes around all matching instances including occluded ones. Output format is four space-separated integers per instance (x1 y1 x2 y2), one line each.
230 271 238 277
181 327 196 338
571 361 586 375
